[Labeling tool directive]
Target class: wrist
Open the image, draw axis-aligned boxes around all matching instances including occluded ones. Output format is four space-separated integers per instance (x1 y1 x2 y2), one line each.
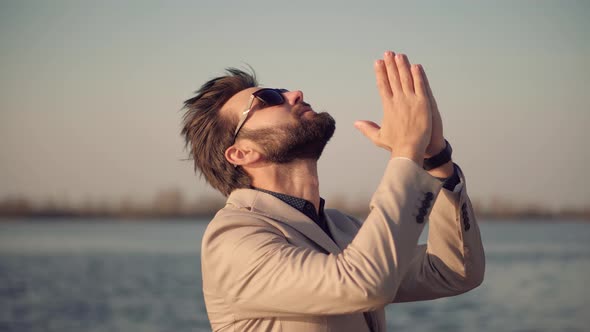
427 160 454 178
391 149 424 167
423 139 452 171
425 139 446 158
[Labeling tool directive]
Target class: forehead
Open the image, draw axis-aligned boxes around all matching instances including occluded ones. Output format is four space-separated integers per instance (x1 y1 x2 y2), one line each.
221 87 260 118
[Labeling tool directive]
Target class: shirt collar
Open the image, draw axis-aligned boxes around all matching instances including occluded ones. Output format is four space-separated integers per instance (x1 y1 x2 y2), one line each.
253 187 325 223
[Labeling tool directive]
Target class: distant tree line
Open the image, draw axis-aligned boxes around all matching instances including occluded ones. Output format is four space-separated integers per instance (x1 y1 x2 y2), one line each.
0 189 588 221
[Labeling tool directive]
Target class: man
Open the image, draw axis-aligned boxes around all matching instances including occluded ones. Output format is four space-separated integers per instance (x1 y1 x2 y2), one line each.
181 51 485 331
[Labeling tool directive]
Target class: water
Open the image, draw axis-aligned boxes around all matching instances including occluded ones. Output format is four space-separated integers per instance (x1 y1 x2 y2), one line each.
1 219 589 332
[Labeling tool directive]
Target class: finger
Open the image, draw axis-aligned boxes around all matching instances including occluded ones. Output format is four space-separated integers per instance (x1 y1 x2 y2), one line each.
395 53 414 94
354 120 381 142
354 120 392 151
412 64 427 97
421 65 439 110
383 51 402 94
374 59 392 99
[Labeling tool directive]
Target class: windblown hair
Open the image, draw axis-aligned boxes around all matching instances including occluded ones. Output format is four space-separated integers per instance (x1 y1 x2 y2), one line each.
181 68 258 196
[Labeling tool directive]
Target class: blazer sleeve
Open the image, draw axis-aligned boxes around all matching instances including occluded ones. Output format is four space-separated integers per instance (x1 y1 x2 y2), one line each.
202 158 442 319
392 165 486 302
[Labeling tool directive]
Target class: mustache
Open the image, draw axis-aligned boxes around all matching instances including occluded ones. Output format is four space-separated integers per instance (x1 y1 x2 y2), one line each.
292 102 313 116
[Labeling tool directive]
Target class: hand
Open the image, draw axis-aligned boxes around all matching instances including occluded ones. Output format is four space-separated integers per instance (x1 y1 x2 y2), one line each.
355 51 432 165
421 66 445 157
420 65 454 178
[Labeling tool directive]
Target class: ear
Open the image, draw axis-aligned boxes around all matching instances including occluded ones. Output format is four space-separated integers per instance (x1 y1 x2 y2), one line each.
225 142 262 167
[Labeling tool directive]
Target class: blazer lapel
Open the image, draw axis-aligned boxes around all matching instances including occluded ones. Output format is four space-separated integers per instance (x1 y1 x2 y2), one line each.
228 189 342 254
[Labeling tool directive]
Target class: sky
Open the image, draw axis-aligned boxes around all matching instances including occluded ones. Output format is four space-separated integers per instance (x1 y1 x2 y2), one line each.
1 0 589 210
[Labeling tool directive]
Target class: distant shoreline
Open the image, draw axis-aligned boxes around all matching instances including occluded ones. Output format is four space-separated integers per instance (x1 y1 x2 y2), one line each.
1 213 588 223
2 193 588 222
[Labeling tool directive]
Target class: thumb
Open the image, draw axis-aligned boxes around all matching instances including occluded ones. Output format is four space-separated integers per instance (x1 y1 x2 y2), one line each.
354 120 380 142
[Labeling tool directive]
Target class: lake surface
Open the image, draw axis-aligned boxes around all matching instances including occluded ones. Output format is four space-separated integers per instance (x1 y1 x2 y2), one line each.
1 219 589 332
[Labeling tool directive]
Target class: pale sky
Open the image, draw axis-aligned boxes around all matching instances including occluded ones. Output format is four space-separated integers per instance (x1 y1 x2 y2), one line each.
1 0 589 209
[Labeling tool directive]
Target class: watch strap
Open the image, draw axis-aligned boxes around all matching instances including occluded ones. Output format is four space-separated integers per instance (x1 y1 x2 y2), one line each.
423 139 452 171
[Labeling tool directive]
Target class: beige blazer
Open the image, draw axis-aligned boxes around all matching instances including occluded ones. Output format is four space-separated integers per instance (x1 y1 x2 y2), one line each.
201 158 485 331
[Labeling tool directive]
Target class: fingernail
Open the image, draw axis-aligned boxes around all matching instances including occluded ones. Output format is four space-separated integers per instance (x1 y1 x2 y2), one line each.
384 51 393 58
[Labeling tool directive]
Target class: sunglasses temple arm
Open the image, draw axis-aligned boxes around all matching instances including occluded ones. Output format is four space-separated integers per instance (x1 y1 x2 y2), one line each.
233 96 255 137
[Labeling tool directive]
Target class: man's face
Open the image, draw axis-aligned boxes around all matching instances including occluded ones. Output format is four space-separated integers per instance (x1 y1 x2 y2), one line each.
222 88 336 164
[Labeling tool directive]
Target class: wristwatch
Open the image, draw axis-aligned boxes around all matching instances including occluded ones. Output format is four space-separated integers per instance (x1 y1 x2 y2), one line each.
423 139 452 171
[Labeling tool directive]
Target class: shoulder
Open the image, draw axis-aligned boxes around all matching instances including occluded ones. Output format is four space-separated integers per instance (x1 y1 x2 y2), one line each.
203 205 282 245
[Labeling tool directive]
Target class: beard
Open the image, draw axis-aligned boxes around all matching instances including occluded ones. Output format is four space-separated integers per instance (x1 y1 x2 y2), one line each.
239 111 336 164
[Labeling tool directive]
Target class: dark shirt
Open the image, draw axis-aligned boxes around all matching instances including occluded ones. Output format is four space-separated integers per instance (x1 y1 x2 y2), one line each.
254 188 332 239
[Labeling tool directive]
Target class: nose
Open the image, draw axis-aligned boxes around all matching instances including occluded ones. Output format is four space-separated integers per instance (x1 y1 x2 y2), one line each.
284 90 304 105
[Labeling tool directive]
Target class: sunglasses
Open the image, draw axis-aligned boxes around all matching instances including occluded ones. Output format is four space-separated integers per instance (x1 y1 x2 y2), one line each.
232 88 289 144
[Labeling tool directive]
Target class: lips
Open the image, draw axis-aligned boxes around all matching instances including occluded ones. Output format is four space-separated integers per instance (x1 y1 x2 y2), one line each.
295 105 314 117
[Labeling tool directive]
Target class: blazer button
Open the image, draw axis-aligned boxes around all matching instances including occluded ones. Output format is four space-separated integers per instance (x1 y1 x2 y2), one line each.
419 207 428 215
425 192 434 200
416 215 425 224
464 222 471 231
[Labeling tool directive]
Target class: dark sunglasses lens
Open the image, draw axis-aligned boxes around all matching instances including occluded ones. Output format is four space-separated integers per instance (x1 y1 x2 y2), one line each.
256 90 285 106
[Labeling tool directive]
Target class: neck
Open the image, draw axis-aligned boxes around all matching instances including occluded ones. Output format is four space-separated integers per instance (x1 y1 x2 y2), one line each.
248 159 321 212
